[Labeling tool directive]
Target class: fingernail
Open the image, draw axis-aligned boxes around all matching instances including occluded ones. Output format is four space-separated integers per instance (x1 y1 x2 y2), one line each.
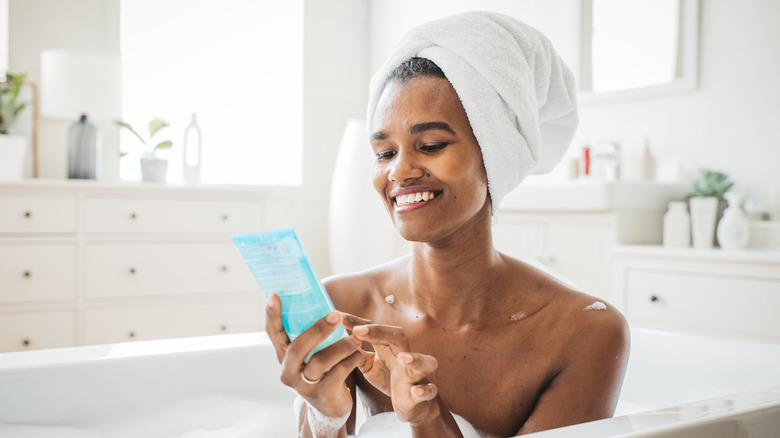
398 352 413 364
266 299 274 309
353 326 368 336
326 311 341 324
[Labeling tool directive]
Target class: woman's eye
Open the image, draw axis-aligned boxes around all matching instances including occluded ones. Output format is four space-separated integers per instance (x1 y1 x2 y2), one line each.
421 142 450 153
376 150 397 160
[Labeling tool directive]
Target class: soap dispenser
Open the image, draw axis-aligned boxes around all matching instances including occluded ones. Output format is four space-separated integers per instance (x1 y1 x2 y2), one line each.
717 192 750 250
182 113 202 184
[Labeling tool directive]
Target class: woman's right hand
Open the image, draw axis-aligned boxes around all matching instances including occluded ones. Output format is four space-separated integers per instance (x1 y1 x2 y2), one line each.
265 293 363 420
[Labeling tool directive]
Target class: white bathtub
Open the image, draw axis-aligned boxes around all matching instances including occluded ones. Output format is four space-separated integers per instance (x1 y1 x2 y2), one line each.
1 327 779 437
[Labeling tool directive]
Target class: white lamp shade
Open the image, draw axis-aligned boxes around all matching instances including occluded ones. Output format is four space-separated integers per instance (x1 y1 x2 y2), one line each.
40 50 122 120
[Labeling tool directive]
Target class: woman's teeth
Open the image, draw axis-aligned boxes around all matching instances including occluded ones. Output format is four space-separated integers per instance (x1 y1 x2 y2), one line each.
395 191 435 206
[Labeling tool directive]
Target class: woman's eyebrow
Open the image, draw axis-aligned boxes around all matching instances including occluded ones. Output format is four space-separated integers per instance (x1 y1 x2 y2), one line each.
371 131 389 141
371 121 455 141
409 121 456 135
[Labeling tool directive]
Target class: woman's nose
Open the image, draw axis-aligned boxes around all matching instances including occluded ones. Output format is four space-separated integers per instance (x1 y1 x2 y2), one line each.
387 150 425 183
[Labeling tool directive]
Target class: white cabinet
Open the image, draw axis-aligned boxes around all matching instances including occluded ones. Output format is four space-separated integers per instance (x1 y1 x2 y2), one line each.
0 311 75 351
493 211 664 304
83 301 262 345
0 180 267 352
613 245 780 342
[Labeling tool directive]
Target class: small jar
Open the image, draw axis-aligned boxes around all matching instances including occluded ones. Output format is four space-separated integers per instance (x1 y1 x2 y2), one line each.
663 201 691 247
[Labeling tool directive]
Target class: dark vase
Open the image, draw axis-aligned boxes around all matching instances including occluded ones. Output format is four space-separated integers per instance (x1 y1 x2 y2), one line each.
68 114 98 179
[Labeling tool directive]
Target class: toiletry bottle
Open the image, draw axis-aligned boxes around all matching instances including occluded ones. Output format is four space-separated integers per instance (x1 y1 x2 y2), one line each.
582 145 591 177
641 137 655 181
663 201 691 247
182 113 202 184
231 229 345 360
717 192 750 250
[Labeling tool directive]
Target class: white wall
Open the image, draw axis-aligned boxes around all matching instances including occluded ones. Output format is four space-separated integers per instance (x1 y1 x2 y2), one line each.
367 0 780 201
8 0 369 276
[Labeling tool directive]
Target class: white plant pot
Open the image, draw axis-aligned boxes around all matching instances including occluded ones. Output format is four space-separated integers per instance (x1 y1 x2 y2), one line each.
0 135 28 181
140 157 169 182
689 196 719 249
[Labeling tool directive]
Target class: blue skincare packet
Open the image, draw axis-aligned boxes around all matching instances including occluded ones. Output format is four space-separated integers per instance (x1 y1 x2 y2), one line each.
231 229 344 358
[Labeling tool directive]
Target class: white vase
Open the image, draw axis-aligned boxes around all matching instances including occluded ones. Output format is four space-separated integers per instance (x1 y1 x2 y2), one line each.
689 196 719 249
717 192 750 250
140 157 169 182
0 135 28 181
328 119 402 274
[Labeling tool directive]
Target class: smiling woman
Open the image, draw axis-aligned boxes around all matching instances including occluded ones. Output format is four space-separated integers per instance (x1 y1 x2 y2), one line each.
119 0 303 185
264 11 629 438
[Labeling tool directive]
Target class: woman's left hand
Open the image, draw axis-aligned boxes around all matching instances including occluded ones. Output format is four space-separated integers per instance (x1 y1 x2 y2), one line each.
347 320 441 426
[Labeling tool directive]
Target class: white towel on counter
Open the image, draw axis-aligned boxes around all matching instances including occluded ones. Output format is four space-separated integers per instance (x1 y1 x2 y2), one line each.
366 11 578 211
354 411 488 438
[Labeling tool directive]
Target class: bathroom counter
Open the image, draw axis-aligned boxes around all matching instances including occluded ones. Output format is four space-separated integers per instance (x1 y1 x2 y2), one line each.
500 180 688 212
613 244 780 343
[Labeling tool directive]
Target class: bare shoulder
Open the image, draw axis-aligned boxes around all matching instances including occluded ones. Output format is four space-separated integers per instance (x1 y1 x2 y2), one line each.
504 256 629 358
545 274 630 370
322 256 410 318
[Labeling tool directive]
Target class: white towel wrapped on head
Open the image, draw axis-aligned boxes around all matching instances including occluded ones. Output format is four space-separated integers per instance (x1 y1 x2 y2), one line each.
367 11 578 211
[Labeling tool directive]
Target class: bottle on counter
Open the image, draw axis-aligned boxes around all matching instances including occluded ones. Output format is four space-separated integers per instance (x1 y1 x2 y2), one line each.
663 201 691 247
641 137 655 181
717 192 750 250
182 112 202 184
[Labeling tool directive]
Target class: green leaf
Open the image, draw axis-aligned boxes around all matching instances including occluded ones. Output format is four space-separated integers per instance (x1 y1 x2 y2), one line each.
148 118 170 138
153 140 173 151
115 120 146 145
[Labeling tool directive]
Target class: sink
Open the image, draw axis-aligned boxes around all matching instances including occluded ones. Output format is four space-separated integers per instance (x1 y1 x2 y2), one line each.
499 180 689 212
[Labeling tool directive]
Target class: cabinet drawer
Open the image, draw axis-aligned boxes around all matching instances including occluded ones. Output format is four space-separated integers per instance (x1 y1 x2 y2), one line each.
0 245 77 303
627 270 780 338
84 243 256 298
0 311 75 352
0 195 77 233
84 197 262 234
83 300 262 345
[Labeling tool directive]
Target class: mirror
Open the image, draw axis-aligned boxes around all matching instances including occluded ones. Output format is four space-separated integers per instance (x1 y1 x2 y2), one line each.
578 0 699 104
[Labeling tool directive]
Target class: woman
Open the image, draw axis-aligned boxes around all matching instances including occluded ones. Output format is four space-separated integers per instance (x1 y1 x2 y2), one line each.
266 11 629 438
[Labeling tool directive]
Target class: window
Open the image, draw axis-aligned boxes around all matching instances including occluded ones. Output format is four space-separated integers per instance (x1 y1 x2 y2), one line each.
119 0 303 185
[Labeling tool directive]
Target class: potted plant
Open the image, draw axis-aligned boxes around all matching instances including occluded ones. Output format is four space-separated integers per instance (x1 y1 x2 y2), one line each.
688 169 734 249
0 72 29 180
115 118 173 182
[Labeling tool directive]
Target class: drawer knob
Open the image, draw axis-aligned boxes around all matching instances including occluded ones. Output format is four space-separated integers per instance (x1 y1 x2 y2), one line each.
650 295 660 303
23 211 32 219
23 270 31 278
129 212 137 220
220 324 228 332
221 265 229 272
22 338 31 347
221 214 230 221
128 331 136 338
129 267 137 275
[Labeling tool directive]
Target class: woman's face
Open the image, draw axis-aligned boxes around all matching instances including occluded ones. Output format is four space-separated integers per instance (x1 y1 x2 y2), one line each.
370 76 490 243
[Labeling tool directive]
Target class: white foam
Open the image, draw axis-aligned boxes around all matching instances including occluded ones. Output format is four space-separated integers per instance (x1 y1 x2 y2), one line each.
357 411 492 437
1 395 297 438
295 395 350 438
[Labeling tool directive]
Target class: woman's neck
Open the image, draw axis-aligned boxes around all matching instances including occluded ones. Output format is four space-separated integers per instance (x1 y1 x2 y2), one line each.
407 215 506 329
